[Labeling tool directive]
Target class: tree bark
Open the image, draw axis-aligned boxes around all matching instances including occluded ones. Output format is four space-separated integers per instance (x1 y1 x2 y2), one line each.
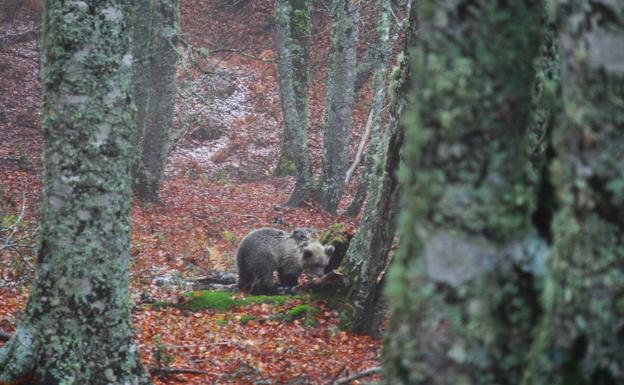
132 0 179 203
346 0 395 217
341 0 412 338
0 2 152 384
383 1 546 384
274 0 314 207
522 2 624 384
316 0 359 214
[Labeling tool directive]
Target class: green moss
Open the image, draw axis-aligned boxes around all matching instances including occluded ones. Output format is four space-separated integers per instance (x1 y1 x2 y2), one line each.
286 304 319 327
291 8 310 34
273 157 297 176
244 294 294 305
179 291 237 311
320 222 348 244
178 290 297 312
150 301 171 309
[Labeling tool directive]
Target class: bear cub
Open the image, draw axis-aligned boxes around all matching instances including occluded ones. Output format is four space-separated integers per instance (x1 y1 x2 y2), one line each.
237 227 335 295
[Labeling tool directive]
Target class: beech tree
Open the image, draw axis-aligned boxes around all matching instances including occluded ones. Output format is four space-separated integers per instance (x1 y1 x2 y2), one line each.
522 2 624 384
384 1 624 384
345 0 394 217
274 0 314 207
316 0 359 214
132 0 179 203
340 0 414 338
0 2 151 383
383 1 546 383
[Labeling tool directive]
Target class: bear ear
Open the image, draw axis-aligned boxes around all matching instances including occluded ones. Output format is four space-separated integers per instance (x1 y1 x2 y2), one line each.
303 249 314 259
324 245 335 257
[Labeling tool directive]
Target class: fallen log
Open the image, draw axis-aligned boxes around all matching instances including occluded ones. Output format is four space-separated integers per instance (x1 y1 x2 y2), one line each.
189 269 238 291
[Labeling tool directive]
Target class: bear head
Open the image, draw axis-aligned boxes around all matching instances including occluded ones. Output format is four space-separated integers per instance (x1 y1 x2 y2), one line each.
301 242 335 277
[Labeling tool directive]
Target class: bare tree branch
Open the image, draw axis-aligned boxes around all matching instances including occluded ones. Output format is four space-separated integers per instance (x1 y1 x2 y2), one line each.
345 107 373 185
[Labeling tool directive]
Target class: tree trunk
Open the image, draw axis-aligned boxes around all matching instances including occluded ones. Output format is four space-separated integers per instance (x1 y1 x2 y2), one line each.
316 0 358 214
274 0 314 207
346 0 394 217
132 0 179 203
341 0 412 338
522 2 624 384
0 2 151 384
383 1 546 384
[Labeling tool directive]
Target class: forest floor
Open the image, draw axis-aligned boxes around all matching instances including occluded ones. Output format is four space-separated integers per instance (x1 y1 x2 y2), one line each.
0 1 383 384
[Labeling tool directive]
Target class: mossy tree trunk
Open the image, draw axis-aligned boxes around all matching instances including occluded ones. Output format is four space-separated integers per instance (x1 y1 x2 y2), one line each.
0 1 152 384
383 1 547 384
522 2 624 384
340 0 414 338
274 0 314 207
316 0 358 214
346 0 394 217
132 0 179 203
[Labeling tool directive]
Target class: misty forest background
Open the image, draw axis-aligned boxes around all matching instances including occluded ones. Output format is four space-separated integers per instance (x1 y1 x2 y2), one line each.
0 0 623 384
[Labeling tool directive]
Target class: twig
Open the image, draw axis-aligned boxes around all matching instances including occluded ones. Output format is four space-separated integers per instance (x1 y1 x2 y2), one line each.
2 192 27 251
333 366 382 385
330 363 348 384
210 48 275 63
151 367 212 375
0 28 41 51
345 108 373 185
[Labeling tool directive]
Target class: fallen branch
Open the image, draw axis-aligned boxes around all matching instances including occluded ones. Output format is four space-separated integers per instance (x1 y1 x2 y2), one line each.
151 367 212 375
329 363 348 384
192 270 238 285
298 271 347 294
0 29 41 51
190 270 238 291
345 108 373 185
333 366 382 385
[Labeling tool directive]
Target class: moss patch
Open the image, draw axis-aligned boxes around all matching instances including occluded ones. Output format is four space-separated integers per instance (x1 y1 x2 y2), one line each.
285 304 320 327
178 290 296 312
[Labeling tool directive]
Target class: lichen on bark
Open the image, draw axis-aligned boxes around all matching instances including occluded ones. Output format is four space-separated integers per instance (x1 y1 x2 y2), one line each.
383 1 546 384
346 0 394 217
0 1 152 383
316 0 359 214
522 2 624 384
340 0 413 338
274 0 314 207
132 0 179 203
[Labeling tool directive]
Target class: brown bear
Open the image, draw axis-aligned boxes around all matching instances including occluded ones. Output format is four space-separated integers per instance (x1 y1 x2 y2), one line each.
236 227 334 295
